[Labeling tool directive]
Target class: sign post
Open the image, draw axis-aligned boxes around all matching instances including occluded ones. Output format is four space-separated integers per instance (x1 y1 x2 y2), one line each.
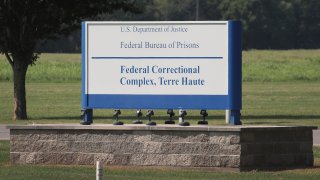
81 21 242 125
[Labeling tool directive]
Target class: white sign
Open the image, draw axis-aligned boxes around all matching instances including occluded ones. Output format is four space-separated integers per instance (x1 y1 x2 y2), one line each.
84 21 229 95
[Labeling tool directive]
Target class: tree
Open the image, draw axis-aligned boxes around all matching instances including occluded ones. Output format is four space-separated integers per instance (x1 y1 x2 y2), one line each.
0 0 139 120
218 0 295 49
150 0 195 21
291 0 320 48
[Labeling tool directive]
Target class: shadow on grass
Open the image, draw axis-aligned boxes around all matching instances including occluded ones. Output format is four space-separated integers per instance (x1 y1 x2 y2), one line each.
29 116 81 121
30 115 320 121
243 115 320 120
30 115 223 121
241 121 293 125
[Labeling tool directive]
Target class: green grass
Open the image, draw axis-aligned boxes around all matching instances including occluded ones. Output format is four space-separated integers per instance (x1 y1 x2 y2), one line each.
0 81 319 126
1 141 320 180
0 54 81 82
243 49 320 82
0 50 320 125
1 50 320 82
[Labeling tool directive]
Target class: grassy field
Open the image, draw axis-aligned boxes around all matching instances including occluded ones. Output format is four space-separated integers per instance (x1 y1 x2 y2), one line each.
1 140 320 180
0 50 320 125
243 50 320 82
1 81 320 126
0 54 81 82
1 50 320 83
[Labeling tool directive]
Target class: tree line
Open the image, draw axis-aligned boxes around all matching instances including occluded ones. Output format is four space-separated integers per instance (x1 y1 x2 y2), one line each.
38 0 320 52
1 0 319 120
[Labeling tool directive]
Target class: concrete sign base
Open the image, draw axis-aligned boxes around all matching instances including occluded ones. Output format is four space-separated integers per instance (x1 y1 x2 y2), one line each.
7 124 316 171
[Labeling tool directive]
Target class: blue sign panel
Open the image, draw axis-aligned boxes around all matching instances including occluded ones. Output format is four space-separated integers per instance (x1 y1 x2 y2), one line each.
81 21 242 124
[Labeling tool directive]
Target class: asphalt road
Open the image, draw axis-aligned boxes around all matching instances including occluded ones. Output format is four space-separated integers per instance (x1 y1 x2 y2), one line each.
314 130 320 146
0 125 320 145
0 125 9 140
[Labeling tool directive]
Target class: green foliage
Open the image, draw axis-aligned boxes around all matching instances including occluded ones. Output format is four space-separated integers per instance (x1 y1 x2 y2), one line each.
97 0 320 50
154 0 196 20
33 0 320 52
0 0 140 64
220 0 295 49
3 0 319 52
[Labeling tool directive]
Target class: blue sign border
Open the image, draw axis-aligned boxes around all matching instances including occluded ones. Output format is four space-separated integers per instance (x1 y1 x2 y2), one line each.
82 21 241 110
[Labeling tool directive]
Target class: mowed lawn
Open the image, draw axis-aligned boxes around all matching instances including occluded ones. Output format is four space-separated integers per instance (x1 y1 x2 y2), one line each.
0 50 320 125
0 81 320 126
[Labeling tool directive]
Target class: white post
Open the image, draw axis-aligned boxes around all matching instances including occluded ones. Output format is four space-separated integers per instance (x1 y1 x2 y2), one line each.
225 110 230 124
96 161 103 180
179 109 183 123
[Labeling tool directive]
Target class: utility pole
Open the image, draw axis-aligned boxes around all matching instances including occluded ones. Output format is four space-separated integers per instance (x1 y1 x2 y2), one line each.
195 0 199 21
